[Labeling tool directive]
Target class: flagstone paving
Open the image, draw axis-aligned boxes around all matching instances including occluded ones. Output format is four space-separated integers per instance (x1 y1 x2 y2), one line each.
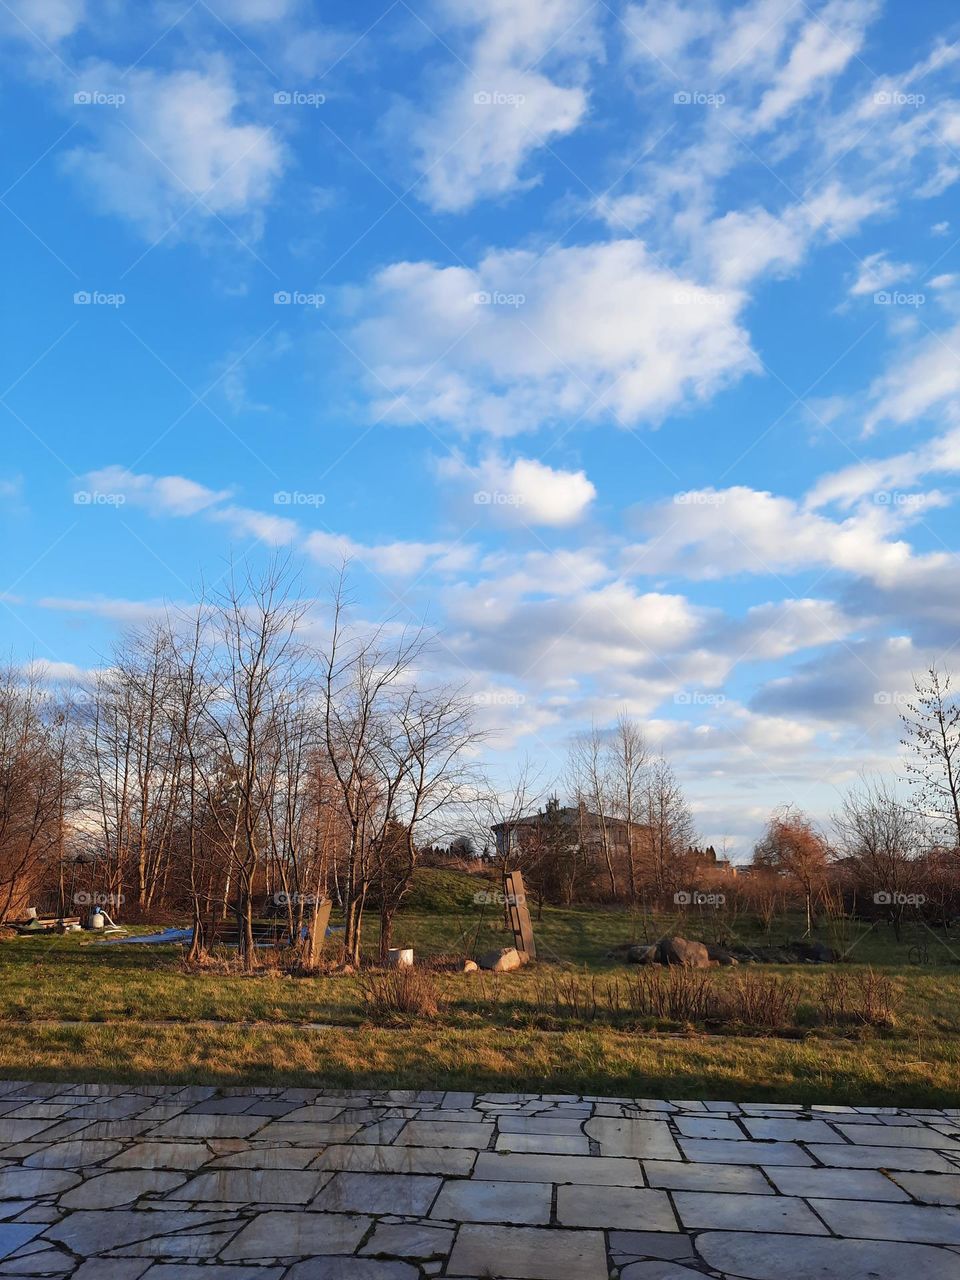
0 1083 959 1277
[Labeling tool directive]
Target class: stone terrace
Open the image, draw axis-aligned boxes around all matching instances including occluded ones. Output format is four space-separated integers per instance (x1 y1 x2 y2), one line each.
0 1082 959 1278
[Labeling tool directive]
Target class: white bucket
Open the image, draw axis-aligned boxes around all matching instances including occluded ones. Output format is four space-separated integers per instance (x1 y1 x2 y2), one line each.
387 946 414 969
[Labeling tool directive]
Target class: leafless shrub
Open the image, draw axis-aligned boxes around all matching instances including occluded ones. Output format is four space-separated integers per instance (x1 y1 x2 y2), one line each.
724 973 800 1029
818 968 897 1027
359 966 442 1020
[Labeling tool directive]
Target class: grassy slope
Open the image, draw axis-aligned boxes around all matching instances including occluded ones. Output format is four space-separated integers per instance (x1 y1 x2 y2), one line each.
2 896 959 1104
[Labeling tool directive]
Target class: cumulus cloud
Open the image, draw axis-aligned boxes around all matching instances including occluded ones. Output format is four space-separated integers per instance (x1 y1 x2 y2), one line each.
79 466 231 516
437 453 596 525
352 240 756 435
63 58 286 240
409 0 596 212
627 484 945 587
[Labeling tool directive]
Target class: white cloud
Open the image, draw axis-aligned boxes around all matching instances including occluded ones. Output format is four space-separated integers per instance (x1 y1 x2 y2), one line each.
808 427 960 510
304 530 474 579
79 466 230 516
63 58 286 240
2 0 85 42
408 0 597 212
751 0 877 131
353 239 756 435
437 453 596 525
865 322 960 432
848 251 914 297
627 484 945 588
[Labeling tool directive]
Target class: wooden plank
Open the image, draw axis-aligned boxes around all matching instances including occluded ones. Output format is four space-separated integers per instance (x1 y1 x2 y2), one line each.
504 870 536 959
311 898 332 949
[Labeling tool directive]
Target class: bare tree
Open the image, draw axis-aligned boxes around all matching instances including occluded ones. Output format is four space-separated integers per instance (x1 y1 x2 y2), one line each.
0 667 73 921
900 664 960 850
833 778 921 939
643 756 694 900
606 711 648 902
566 725 617 897
320 571 428 964
201 558 308 970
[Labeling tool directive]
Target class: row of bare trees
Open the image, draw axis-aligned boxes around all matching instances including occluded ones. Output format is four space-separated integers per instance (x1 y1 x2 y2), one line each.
2 561 482 970
3 581 960 955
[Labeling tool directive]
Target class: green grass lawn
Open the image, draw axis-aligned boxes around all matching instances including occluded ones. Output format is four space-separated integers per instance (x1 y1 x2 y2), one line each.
2 897 959 1104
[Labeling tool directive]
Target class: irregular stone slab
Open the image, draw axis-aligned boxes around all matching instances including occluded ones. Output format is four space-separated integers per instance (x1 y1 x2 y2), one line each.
474 1152 644 1185
809 1197 960 1244
0 1225 43 1260
674 1116 743 1140
498 1116 586 1136
431 1178 551 1224
285 1260 417 1280
585 1118 680 1161
890 1172 960 1205
765 1167 909 1200
556 1184 677 1230
410 1110 488 1123
448 1224 607 1280
696 1230 960 1280
42 1211 229 1257
742 1118 845 1143
360 1221 453 1258
352 1121 406 1146
678 1138 812 1166
0 1168 80 1199
142 1269 284 1280
312 1145 475 1176
620 1266 707 1280
169 1169 328 1204
0 1122 58 1144
495 1133 589 1155
0 1244 75 1275
59 1170 187 1209
252 1123 361 1145
106 1144 212 1171
837 1124 960 1150
267 1106 346 1125
313 1172 441 1216
208 1147 317 1170
608 1231 695 1261
393 1122 491 1149
69 1258 150 1280
807 1144 959 1172
147 1117 264 1141
220 1212 370 1260
108 1227 238 1260
643 1160 771 1193
23 1140 123 1169
672 1190 826 1234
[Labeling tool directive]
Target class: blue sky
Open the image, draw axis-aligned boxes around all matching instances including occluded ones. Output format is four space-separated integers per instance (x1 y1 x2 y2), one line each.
2 0 959 854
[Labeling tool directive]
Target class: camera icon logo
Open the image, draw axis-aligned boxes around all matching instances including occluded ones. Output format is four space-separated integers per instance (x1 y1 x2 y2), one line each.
274 91 292 105
274 291 291 304
674 890 692 904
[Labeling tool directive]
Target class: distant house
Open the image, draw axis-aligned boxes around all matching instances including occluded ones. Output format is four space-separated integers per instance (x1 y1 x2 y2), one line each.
491 805 652 862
